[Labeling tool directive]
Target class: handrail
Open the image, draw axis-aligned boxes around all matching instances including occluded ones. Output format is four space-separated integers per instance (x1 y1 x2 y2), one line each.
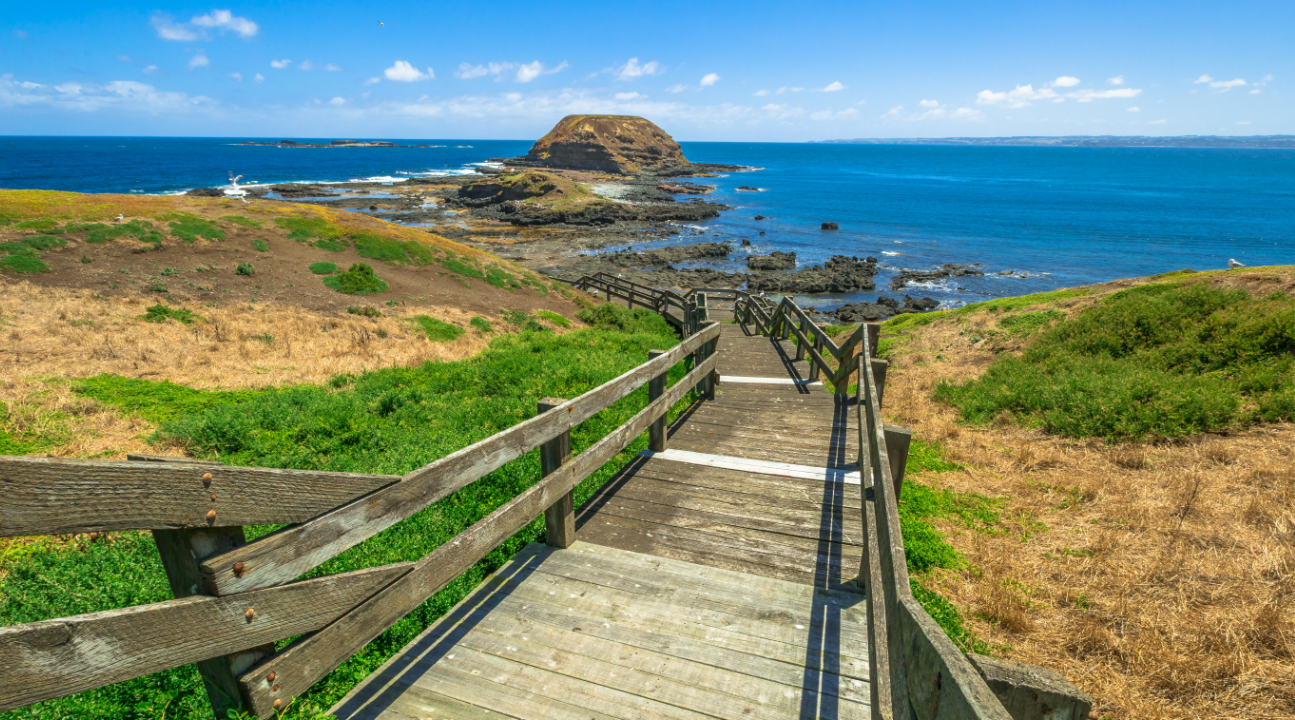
0 317 724 719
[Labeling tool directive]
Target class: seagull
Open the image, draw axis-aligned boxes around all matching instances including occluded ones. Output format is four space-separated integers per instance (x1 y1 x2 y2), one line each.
115 214 124 223
377 21 384 26
1229 258 1245 269
227 172 249 204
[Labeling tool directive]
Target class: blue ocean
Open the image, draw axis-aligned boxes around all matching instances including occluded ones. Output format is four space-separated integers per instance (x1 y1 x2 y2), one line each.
2 136 1292 309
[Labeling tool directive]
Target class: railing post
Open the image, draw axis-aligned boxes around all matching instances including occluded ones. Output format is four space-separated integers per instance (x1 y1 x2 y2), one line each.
131 455 275 719
538 398 575 549
795 317 807 362
883 424 911 498
872 358 889 408
705 330 720 400
836 340 855 396
808 335 822 381
866 322 881 358
648 350 668 451
696 292 709 326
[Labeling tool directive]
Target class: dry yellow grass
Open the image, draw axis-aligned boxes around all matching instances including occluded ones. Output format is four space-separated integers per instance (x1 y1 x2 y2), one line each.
0 282 574 459
883 271 1295 720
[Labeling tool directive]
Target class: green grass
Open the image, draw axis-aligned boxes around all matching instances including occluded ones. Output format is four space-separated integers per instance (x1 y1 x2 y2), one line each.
535 310 571 328
347 306 382 318
63 219 165 246
322 263 388 295
997 309 1064 337
309 261 338 275
441 257 486 282
352 232 437 266
140 304 203 326
275 216 348 252
223 215 263 229
886 287 1092 332
253 238 269 252
161 213 226 243
0 248 48 274
407 315 464 342
935 281 1295 440
519 274 549 297
1 305 686 720
235 263 255 276
470 316 493 333
15 218 60 231
17 235 66 251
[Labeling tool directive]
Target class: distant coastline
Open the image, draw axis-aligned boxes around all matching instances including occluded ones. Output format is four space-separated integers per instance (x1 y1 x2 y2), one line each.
811 135 1295 149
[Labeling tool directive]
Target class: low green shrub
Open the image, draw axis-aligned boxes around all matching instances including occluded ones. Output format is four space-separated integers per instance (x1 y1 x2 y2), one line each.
19 235 66 250
347 305 382 318
470 316 493 333
162 213 226 243
323 263 388 295
224 215 263 229
0 252 48 274
352 232 436 266
141 304 202 325
253 238 270 252
936 281 1295 440
235 263 255 276
309 261 338 275
64 219 164 246
407 315 464 342
536 310 571 328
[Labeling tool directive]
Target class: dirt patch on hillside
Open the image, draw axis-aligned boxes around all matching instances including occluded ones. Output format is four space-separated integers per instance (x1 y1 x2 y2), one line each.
881 267 1295 720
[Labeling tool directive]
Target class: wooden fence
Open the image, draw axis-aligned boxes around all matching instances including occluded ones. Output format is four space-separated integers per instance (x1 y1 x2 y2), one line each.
0 322 722 719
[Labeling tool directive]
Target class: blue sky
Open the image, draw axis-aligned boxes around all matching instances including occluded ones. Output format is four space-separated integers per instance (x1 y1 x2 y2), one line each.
1 1 1289 140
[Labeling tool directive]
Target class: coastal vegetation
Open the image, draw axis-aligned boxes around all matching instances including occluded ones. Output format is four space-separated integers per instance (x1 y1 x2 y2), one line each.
0 303 693 720
880 266 1295 720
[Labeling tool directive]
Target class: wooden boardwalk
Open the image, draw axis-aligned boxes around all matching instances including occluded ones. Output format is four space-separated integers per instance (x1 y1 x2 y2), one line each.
332 325 869 720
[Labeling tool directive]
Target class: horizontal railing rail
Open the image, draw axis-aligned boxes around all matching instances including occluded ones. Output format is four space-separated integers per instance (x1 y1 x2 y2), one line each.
0 314 723 719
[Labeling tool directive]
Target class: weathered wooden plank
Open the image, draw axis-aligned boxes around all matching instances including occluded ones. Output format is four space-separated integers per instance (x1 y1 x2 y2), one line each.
899 596 1013 720
0 456 398 537
239 356 721 717
0 563 410 712
202 327 722 596
624 461 864 508
413 657 630 720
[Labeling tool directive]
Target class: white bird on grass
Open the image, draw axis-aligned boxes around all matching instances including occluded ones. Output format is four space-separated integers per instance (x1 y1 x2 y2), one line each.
1229 258 1245 269
115 214 124 223
227 172 249 204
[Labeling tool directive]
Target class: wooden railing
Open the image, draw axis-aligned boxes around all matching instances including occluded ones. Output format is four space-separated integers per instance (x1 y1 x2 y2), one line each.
569 272 776 336
737 294 1013 719
0 321 723 719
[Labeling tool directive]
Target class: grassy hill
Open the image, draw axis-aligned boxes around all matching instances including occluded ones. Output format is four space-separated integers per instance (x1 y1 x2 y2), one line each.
877 266 1295 720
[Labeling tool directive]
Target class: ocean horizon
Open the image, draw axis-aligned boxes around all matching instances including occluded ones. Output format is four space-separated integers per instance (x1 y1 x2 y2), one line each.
2 135 1291 311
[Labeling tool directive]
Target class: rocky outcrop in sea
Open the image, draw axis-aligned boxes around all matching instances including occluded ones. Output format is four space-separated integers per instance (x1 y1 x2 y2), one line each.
889 263 984 290
748 255 879 294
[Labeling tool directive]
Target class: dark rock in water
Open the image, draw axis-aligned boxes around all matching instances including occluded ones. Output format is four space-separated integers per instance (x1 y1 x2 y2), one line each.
759 231 766 235
740 239 752 247
821 222 839 230
754 215 767 220
629 266 749 289
747 255 878 294
737 186 763 192
832 294 940 324
657 183 714 195
369 205 378 211
889 263 984 290
271 183 333 198
186 187 225 197
747 251 797 271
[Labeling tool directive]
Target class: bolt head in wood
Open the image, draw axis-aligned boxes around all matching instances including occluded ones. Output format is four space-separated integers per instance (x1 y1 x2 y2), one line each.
202 472 213 485
245 608 255 621
273 684 282 692
273 699 282 710
233 561 246 577
267 672 276 682
205 509 217 522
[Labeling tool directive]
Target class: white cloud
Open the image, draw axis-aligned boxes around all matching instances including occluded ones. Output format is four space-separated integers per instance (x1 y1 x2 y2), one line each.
754 89 770 97
761 103 805 120
329 97 346 105
700 73 721 87
976 84 1058 108
153 10 257 41
384 61 434 82
822 81 846 92
666 84 687 93
0 75 217 114
189 54 210 70
1069 88 1140 102
362 77 381 86
254 73 264 83
143 65 161 76
918 99 939 108
615 92 644 100
1195 74 1247 90
299 60 316 71
324 64 342 72
1148 119 1167 125
617 58 663 80
191 10 258 38
884 104 903 117
1052 76 1081 87
776 87 803 94
951 107 981 120
455 63 491 79
1127 106 1140 112
1109 75 1125 85
230 72 242 82
516 60 567 83
151 15 199 41
856 100 867 105
270 59 291 69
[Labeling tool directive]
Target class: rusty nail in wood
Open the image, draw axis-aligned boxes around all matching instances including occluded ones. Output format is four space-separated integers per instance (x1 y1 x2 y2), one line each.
205 509 217 522
210 493 217 501
245 608 255 621
267 672 276 682
202 472 213 484
273 699 282 710
233 561 246 577
273 684 281 692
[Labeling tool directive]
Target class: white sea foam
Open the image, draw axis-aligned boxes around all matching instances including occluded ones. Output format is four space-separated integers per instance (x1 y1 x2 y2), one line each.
881 251 903 256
